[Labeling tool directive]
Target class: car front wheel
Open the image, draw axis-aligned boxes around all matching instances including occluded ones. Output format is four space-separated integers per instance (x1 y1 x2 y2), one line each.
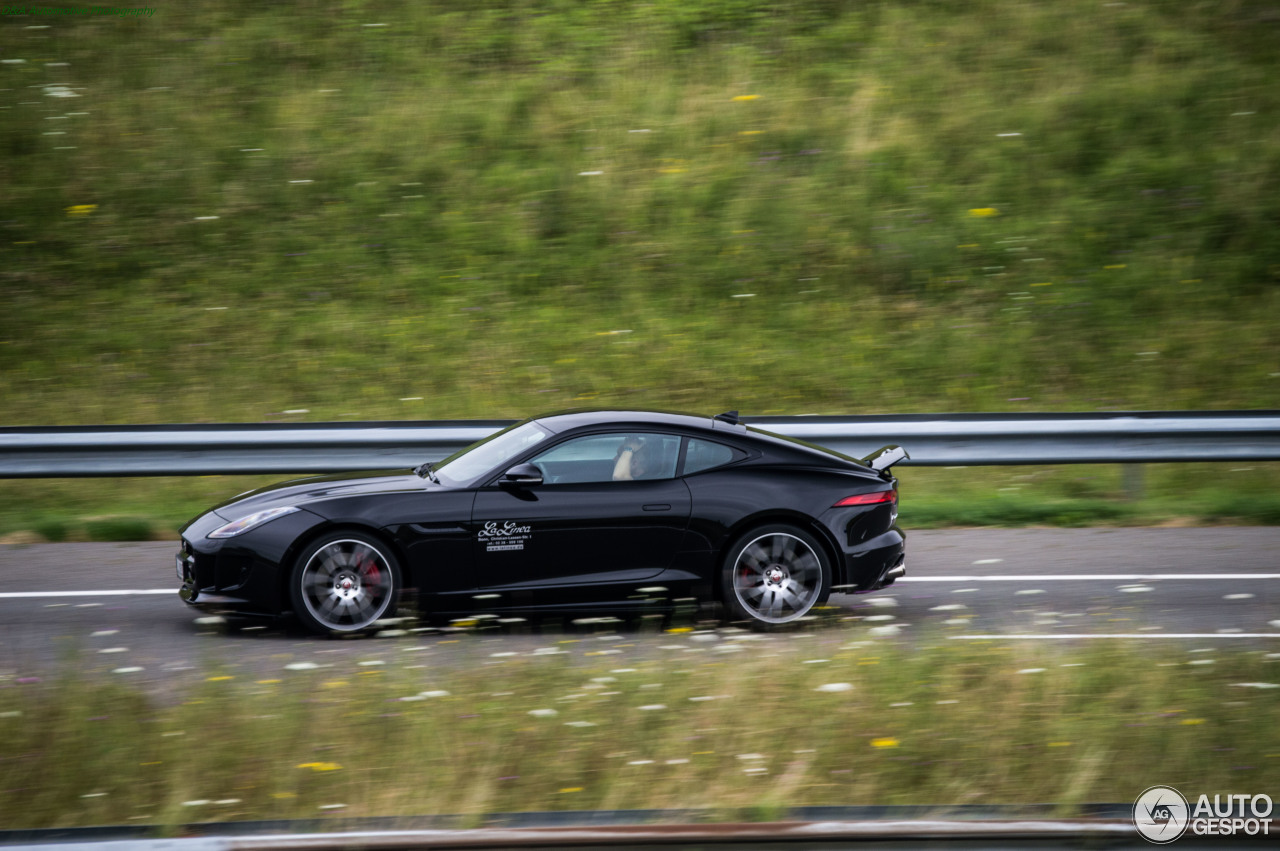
722 524 830 627
290 532 401 635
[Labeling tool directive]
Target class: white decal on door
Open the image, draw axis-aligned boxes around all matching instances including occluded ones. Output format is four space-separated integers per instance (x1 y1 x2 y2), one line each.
478 520 533 552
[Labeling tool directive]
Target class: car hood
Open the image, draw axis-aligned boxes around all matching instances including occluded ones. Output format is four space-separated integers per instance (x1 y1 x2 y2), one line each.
211 470 437 520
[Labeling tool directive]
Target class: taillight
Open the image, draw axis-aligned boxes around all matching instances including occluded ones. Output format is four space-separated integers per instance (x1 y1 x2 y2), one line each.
834 489 896 507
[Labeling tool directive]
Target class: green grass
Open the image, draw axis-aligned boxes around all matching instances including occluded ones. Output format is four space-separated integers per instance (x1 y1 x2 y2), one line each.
2 637 1277 829
0 475 280 541
899 463 1280 528
0 1 1278 531
1 1 1278 425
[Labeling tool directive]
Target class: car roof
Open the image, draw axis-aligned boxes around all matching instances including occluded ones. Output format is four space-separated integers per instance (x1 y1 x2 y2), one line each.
531 409 731 435
529 409 869 470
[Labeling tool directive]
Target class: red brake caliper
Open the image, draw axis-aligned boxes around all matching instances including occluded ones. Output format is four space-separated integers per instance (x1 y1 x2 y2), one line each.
362 556 381 587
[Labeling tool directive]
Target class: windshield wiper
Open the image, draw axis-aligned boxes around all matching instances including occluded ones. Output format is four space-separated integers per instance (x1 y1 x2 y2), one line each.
414 461 440 484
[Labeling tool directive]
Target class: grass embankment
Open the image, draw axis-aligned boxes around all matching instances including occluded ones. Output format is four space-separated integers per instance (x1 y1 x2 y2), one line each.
1 1 1278 532
2 638 1277 829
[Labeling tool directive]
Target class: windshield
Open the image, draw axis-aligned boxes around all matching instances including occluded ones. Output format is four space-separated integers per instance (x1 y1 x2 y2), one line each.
433 420 552 487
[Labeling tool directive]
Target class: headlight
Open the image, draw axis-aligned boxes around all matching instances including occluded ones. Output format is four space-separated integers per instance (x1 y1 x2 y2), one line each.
207 506 300 538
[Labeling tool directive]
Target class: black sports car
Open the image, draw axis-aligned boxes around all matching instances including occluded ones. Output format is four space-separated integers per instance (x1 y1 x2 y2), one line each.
177 410 908 634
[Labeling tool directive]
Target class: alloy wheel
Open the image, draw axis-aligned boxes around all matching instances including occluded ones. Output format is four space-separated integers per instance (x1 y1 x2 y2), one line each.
731 531 824 624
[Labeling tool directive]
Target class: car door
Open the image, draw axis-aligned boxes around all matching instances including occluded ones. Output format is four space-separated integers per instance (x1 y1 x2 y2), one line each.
469 431 691 607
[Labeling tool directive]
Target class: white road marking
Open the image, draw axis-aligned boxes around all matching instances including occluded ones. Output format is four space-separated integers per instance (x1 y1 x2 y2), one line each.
0 589 173 598
901 574 1280 581
952 634 1280 640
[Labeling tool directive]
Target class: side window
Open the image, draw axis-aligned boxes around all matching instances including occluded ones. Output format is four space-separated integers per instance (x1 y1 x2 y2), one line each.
682 438 737 475
531 433 681 484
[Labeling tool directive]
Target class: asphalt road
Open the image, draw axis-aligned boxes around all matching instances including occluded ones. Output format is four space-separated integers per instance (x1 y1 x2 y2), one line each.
2 528 1278 694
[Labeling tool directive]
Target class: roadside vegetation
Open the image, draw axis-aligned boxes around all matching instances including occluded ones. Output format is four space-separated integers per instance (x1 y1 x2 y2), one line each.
1 0 1278 533
2 636 1277 830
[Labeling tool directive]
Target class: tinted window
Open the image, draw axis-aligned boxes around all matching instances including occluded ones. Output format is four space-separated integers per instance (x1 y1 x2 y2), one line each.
683 438 736 475
532 433 680 483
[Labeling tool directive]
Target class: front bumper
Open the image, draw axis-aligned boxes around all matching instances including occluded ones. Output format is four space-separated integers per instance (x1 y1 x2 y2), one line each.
178 537 277 614
177 506 326 616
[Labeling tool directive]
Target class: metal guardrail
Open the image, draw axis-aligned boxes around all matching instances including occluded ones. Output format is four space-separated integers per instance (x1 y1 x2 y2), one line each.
0 411 1278 477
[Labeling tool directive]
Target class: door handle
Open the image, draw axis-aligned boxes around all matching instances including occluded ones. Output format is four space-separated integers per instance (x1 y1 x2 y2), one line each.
642 503 672 512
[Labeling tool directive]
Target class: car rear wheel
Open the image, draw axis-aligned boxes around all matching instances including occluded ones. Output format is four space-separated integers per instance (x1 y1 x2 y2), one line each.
721 524 830 627
290 532 401 635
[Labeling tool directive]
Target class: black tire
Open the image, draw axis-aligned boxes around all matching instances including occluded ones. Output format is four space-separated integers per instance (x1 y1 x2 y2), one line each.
721 523 831 627
289 531 401 636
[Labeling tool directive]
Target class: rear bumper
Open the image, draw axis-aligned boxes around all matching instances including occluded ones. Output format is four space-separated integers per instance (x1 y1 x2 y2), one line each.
861 552 906 592
835 527 905 592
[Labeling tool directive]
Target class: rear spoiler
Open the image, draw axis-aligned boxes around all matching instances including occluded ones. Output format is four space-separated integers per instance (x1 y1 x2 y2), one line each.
861 445 909 477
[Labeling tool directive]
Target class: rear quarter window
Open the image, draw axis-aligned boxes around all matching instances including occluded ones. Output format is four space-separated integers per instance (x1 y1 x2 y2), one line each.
683 438 738 475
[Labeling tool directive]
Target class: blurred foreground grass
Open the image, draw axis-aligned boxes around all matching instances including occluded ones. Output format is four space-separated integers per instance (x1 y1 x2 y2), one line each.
2 638 1277 829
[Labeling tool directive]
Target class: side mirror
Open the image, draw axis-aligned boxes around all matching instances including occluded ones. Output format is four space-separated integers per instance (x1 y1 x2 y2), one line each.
500 463 543 487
